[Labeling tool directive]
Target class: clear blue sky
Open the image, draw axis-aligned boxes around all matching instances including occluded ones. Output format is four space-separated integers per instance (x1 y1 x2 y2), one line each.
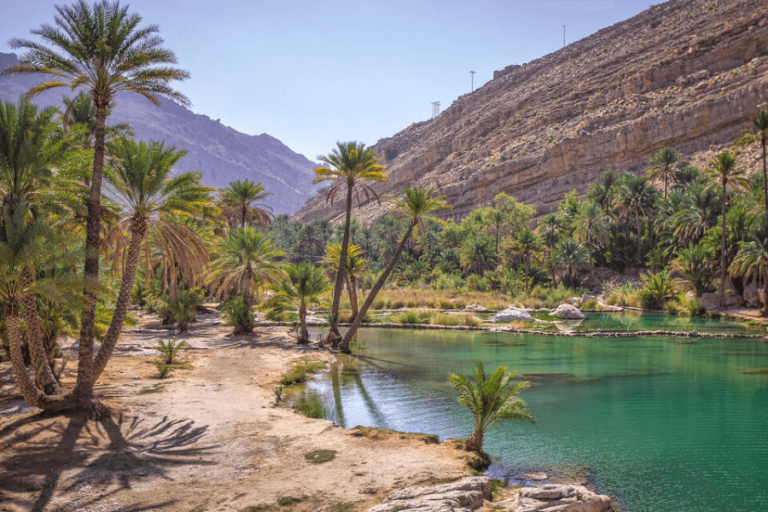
1 0 654 161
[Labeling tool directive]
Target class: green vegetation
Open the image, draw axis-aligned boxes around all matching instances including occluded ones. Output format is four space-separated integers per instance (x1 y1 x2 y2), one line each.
304 449 337 464
280 359 326 385
448 361 534 453
156 337 187 365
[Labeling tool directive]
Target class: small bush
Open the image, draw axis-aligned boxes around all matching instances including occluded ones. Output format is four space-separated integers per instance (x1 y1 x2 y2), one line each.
280 359 326 385
438 299 455 310
605 283 641 308
293 394 326 418
223 297 254 334
154 361 172 379
156 336 187 364
305 449 337 464
639 269 679 310
676 294 705 317
392 310 428 324
167 288 203 331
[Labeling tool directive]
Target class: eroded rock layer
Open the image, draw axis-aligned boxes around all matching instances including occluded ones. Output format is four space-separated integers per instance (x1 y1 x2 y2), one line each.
295 0 768 224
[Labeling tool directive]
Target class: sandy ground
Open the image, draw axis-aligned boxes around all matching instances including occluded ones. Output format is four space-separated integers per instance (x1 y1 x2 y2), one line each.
0 312 471 512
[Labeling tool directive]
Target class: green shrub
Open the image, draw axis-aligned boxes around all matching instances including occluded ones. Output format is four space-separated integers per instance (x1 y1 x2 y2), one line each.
639 269 679 310
167 288 203 331
154 361 172 379
156 336 187 364
676 294 705 317
392 310 428 324
305 449 337 464
293 394 326 419
605 283 641 308
280 359 326 385
222 297 253 334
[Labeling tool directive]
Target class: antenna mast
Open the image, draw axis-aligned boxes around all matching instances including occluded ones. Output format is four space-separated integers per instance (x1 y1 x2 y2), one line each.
431 101 441 119
470 70 476 92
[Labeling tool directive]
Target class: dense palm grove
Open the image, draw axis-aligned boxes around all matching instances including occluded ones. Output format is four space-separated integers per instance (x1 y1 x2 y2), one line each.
2 0 768 417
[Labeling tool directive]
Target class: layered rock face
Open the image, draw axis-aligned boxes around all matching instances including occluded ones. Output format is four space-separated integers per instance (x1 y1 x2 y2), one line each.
295 0 768 224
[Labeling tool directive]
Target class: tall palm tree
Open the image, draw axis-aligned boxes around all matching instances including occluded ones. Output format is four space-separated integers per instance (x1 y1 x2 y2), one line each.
614 174 657 262
93 137 210 380
484 207 504 258
448 361 534 453
208 228 284 328
572 201 610 272
460 236 496 276
586 170 618 212
340 187 449 351
5 0 189 412
647 147 681 198
61 92 134 142
735 109 768 213
705 151 744 308
313 141 386 341
0 97 67 394
220 179 273 228
267 263 329 343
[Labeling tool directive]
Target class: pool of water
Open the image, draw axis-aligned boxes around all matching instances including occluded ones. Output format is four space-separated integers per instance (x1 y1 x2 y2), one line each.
303 328 768 512
568 311 766 335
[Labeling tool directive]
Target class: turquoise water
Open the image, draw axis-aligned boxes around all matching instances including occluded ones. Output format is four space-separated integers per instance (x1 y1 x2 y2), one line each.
304 325 768 512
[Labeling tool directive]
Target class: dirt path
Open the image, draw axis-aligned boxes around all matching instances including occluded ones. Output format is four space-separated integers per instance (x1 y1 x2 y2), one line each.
0 315 470 512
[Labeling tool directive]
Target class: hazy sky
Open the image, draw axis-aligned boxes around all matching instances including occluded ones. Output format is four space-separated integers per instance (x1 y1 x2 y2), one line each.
1 0 654 161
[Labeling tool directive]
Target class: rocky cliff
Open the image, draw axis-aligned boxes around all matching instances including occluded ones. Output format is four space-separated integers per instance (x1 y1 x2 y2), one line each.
295 0 768 224
0 52 317 214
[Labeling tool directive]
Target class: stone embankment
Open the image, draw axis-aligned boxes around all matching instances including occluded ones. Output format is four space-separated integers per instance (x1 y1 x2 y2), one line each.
364 477 613 512
255 321 768 341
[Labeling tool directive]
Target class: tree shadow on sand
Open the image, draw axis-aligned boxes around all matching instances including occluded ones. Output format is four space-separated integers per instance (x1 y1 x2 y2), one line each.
0 411 215 511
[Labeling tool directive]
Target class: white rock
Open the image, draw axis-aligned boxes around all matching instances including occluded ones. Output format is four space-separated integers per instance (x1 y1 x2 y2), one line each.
493 307 534 323
550 304 586 320
517 484 612 512
366 477 491 512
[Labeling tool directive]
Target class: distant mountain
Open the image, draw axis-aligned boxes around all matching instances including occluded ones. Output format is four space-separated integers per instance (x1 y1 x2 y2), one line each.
0 52 317 214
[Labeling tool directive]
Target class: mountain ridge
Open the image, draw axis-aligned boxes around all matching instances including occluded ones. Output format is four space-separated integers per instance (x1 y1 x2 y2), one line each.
295 0 768 224
0 52 317 214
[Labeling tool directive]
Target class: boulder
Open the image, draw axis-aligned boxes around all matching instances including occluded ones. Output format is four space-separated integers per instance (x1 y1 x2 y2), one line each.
744 283 763 308
516 484 612 512
366 477 491 512
550 304 586 320
493 307 534 323
700 292 743 310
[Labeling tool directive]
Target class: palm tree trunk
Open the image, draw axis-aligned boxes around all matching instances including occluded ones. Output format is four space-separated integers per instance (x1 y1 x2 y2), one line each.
635 213 642 263
762 138 767 216
720 178 728 309
72 103 108 411
169 257 178 303
21 291 59 395
144 241 152 289
329 186 354 340
346 274 358 321
298 304 309 344
464 428 484 452
5 304 43 408
340 223 414 351
241 204 247 229
92 225 146 381
762 276 768 317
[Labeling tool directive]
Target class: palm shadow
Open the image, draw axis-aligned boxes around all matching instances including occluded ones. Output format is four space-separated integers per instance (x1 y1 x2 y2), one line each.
0 411 214 512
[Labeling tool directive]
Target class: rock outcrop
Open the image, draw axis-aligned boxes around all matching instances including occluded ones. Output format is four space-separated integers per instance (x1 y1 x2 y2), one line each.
296 0 768 224
494 307 534 323
551 304 586 320
366 477 491 512
490 484 612 512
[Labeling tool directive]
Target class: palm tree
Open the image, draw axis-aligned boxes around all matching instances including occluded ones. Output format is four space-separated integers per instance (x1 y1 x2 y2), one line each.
614 174 657 262
0 203 81 410
460 236 497 276
0 97 67 394
735 110 768 213
220 179 273 229
448 361 534 453
484 207 504 257
5 0 189 412
92 137 211 380
552 238 589 286
61 92 134 142
572 201 610 272
673 243 713 297
339 187 449 351
506 228 544 285
638 269 679 310
314 141 386 341
267 263 329 343
321 243 368 320
586 170 618 211
648 147 681 198
730 217 768 316
208 228 284 330
704 151 744 308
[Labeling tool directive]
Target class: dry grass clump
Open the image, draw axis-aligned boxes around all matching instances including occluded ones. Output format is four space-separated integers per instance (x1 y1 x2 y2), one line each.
605 283 642 308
